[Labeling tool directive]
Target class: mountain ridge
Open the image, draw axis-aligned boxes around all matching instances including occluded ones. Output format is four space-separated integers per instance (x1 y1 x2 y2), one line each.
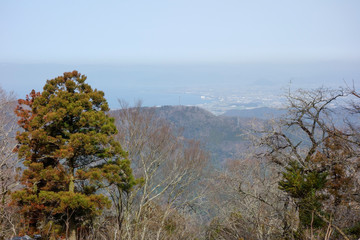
111 105 269 165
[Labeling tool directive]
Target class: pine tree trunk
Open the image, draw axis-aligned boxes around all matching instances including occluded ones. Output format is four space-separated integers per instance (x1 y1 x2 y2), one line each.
69 174 75 193
68 173 76 240
69 226 76 240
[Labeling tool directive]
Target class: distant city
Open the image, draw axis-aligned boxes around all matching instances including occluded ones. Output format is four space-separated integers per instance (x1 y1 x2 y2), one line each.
0 62 359 115
172 87 285 115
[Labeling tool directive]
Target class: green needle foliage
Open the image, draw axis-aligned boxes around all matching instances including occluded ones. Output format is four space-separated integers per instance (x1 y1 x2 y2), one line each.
12 71 135 238
279 161 327 230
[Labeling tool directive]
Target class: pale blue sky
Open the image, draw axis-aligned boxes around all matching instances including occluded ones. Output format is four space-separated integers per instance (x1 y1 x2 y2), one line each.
1 0 360 64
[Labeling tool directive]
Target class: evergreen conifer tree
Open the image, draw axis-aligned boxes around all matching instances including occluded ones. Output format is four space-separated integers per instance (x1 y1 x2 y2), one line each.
12 71 134 239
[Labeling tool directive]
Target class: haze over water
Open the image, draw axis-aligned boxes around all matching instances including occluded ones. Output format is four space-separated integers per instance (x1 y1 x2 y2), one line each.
1 61 359 111
1 1 359 112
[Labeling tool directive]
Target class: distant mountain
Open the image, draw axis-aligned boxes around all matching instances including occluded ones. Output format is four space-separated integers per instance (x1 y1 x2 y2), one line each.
112 106 264 166
154 106 256 165
111 105 359 167
222 107 286 119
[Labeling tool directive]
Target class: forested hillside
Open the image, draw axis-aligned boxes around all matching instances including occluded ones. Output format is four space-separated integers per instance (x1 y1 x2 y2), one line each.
112 105 262 166
1 72 360 240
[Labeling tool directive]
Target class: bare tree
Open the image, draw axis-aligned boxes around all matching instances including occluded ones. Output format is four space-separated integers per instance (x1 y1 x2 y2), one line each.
255 87 360 239
106 101 209 240
205 154 298 240
258 87 345 168
0 87 20 239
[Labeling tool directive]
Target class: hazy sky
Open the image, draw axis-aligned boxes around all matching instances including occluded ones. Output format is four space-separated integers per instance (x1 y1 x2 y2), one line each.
1 0 360 64
1 1 360 109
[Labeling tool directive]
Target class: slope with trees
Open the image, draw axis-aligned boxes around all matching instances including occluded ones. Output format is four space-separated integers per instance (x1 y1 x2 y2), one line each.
206 87 360 240
1 71 360 240
108 102 209 240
